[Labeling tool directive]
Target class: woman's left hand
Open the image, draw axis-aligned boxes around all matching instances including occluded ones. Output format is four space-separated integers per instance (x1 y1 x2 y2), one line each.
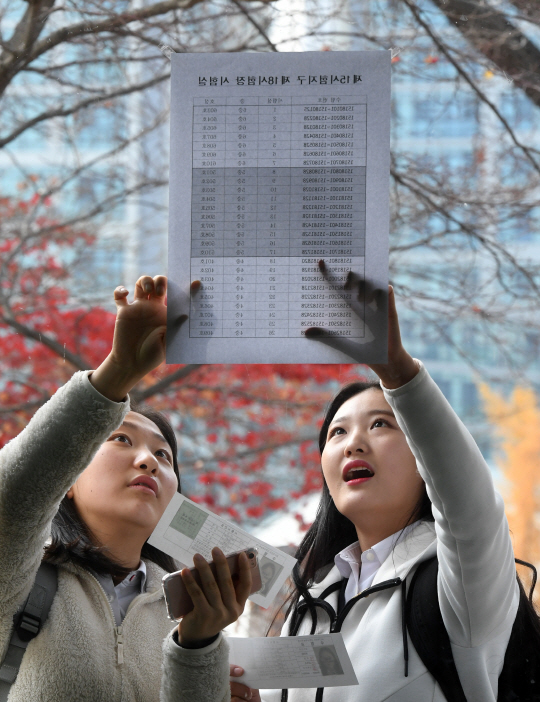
366 285 419 389
305 262 419 389
177 547 252 646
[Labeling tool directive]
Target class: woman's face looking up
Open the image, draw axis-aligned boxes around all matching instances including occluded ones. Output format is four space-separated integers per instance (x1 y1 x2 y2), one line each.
321 388 424 542
67 411 178 543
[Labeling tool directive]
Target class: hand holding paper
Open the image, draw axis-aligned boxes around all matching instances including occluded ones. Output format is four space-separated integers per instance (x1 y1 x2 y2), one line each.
306 270 419 386
149 493 296 608
230 665 261 702
304 261 388 362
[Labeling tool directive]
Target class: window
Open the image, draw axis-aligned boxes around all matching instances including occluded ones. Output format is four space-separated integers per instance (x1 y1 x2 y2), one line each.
461 382 479 416
70 104 126 150
411 92 479 138
500 92 535 131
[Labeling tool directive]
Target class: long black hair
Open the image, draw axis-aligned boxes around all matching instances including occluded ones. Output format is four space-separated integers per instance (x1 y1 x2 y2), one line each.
282 380 540 669
43 402 180 580
285 381 434 623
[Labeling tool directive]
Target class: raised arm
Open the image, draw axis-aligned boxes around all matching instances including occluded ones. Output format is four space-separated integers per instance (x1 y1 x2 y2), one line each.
311 281 518 647
0 276 182 619
369 287 517 646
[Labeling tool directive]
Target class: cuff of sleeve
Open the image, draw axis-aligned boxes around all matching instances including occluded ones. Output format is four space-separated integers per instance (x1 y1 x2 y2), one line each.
81 370 131 409
168 629 223 656
380 359 426 398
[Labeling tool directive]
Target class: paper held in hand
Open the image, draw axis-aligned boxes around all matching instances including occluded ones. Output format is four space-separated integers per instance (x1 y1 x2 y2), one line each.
167 50 390 363
148 493 296 608
227 633 358 689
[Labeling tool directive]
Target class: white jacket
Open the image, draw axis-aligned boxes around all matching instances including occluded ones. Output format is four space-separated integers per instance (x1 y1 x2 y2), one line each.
262 363 519 702
0 371 230 702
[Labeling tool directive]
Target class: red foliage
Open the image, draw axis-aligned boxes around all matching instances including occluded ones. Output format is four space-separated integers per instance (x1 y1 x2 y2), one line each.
1 194 369 527
294 513 311 532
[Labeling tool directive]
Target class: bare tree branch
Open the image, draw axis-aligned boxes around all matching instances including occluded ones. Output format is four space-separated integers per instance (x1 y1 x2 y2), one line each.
0 314 91 370
0 72 169 149
0 398 51 415
399 0 540 175
131 364 204 402
180 433 319 468
391 166 540 297
0 0 55 64
508 0 540 24
0 378 52 414
230 0 278 52
180 385 325 408
426 0 540 107
0 0 276 96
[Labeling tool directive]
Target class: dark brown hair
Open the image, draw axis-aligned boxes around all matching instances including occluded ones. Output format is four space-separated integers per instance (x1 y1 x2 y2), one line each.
43 403 180 579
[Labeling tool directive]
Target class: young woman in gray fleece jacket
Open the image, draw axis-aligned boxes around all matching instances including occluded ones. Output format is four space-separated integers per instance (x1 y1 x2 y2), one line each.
0 275 249 702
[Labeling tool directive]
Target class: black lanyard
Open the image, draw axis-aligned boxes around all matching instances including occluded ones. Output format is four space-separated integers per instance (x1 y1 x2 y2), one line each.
281 577 403 702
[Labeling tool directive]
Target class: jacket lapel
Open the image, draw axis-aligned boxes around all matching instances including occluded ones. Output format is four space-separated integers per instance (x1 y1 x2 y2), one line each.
309 521 437 598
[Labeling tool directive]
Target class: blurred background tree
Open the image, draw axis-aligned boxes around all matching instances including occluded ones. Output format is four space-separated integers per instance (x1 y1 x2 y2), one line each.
0 191 360 523
480 383 540 604
1 0 539 536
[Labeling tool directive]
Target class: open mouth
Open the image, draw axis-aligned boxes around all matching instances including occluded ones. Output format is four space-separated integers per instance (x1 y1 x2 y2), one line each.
344 467 374 482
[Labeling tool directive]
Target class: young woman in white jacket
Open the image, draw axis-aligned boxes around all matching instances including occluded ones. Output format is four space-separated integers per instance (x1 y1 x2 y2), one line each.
233 284 521 702
0 275 249 702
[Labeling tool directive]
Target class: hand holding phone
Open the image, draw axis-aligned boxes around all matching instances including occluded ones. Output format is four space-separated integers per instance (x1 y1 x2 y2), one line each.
165 547 257 647
163 547 261 620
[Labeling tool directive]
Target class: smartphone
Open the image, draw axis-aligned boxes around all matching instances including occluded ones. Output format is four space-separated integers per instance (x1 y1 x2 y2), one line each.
162 547 262 621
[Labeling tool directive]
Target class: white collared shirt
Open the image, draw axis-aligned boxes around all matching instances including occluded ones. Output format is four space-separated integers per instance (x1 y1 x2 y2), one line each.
93 560 147 626
335 522 420 603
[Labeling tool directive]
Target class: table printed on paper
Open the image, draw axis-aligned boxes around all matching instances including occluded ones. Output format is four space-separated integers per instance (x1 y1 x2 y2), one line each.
167 51 390 363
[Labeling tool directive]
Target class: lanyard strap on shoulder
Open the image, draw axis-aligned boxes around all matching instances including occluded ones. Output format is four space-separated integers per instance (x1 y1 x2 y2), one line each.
0 562 58 700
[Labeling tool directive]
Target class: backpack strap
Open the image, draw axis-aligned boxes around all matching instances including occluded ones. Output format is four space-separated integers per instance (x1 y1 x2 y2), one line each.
405 557 467 702
0 562 57 700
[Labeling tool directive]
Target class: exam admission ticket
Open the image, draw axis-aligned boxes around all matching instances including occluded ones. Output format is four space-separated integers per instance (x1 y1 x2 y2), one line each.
228 633 358 689
168 52 390 363
148 493 296 608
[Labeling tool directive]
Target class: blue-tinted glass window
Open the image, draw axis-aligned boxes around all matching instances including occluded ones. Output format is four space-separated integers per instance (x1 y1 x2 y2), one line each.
461 382 479 416
500 92 537 131
68 104 126 149
410 92 479 138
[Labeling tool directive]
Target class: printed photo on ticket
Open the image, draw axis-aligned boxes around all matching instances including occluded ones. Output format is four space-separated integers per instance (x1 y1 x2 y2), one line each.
227 633 358 689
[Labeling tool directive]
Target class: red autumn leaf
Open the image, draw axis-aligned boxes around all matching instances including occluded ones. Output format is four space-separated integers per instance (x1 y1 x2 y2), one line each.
0 193 368 527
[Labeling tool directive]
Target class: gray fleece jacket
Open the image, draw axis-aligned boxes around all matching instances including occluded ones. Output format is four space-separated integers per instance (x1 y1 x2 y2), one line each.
0 371 230 702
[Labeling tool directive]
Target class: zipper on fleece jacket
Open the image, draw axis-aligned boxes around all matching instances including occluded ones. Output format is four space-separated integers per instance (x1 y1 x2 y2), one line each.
87 572 126 667
86 568 163 667
115 626 124 665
